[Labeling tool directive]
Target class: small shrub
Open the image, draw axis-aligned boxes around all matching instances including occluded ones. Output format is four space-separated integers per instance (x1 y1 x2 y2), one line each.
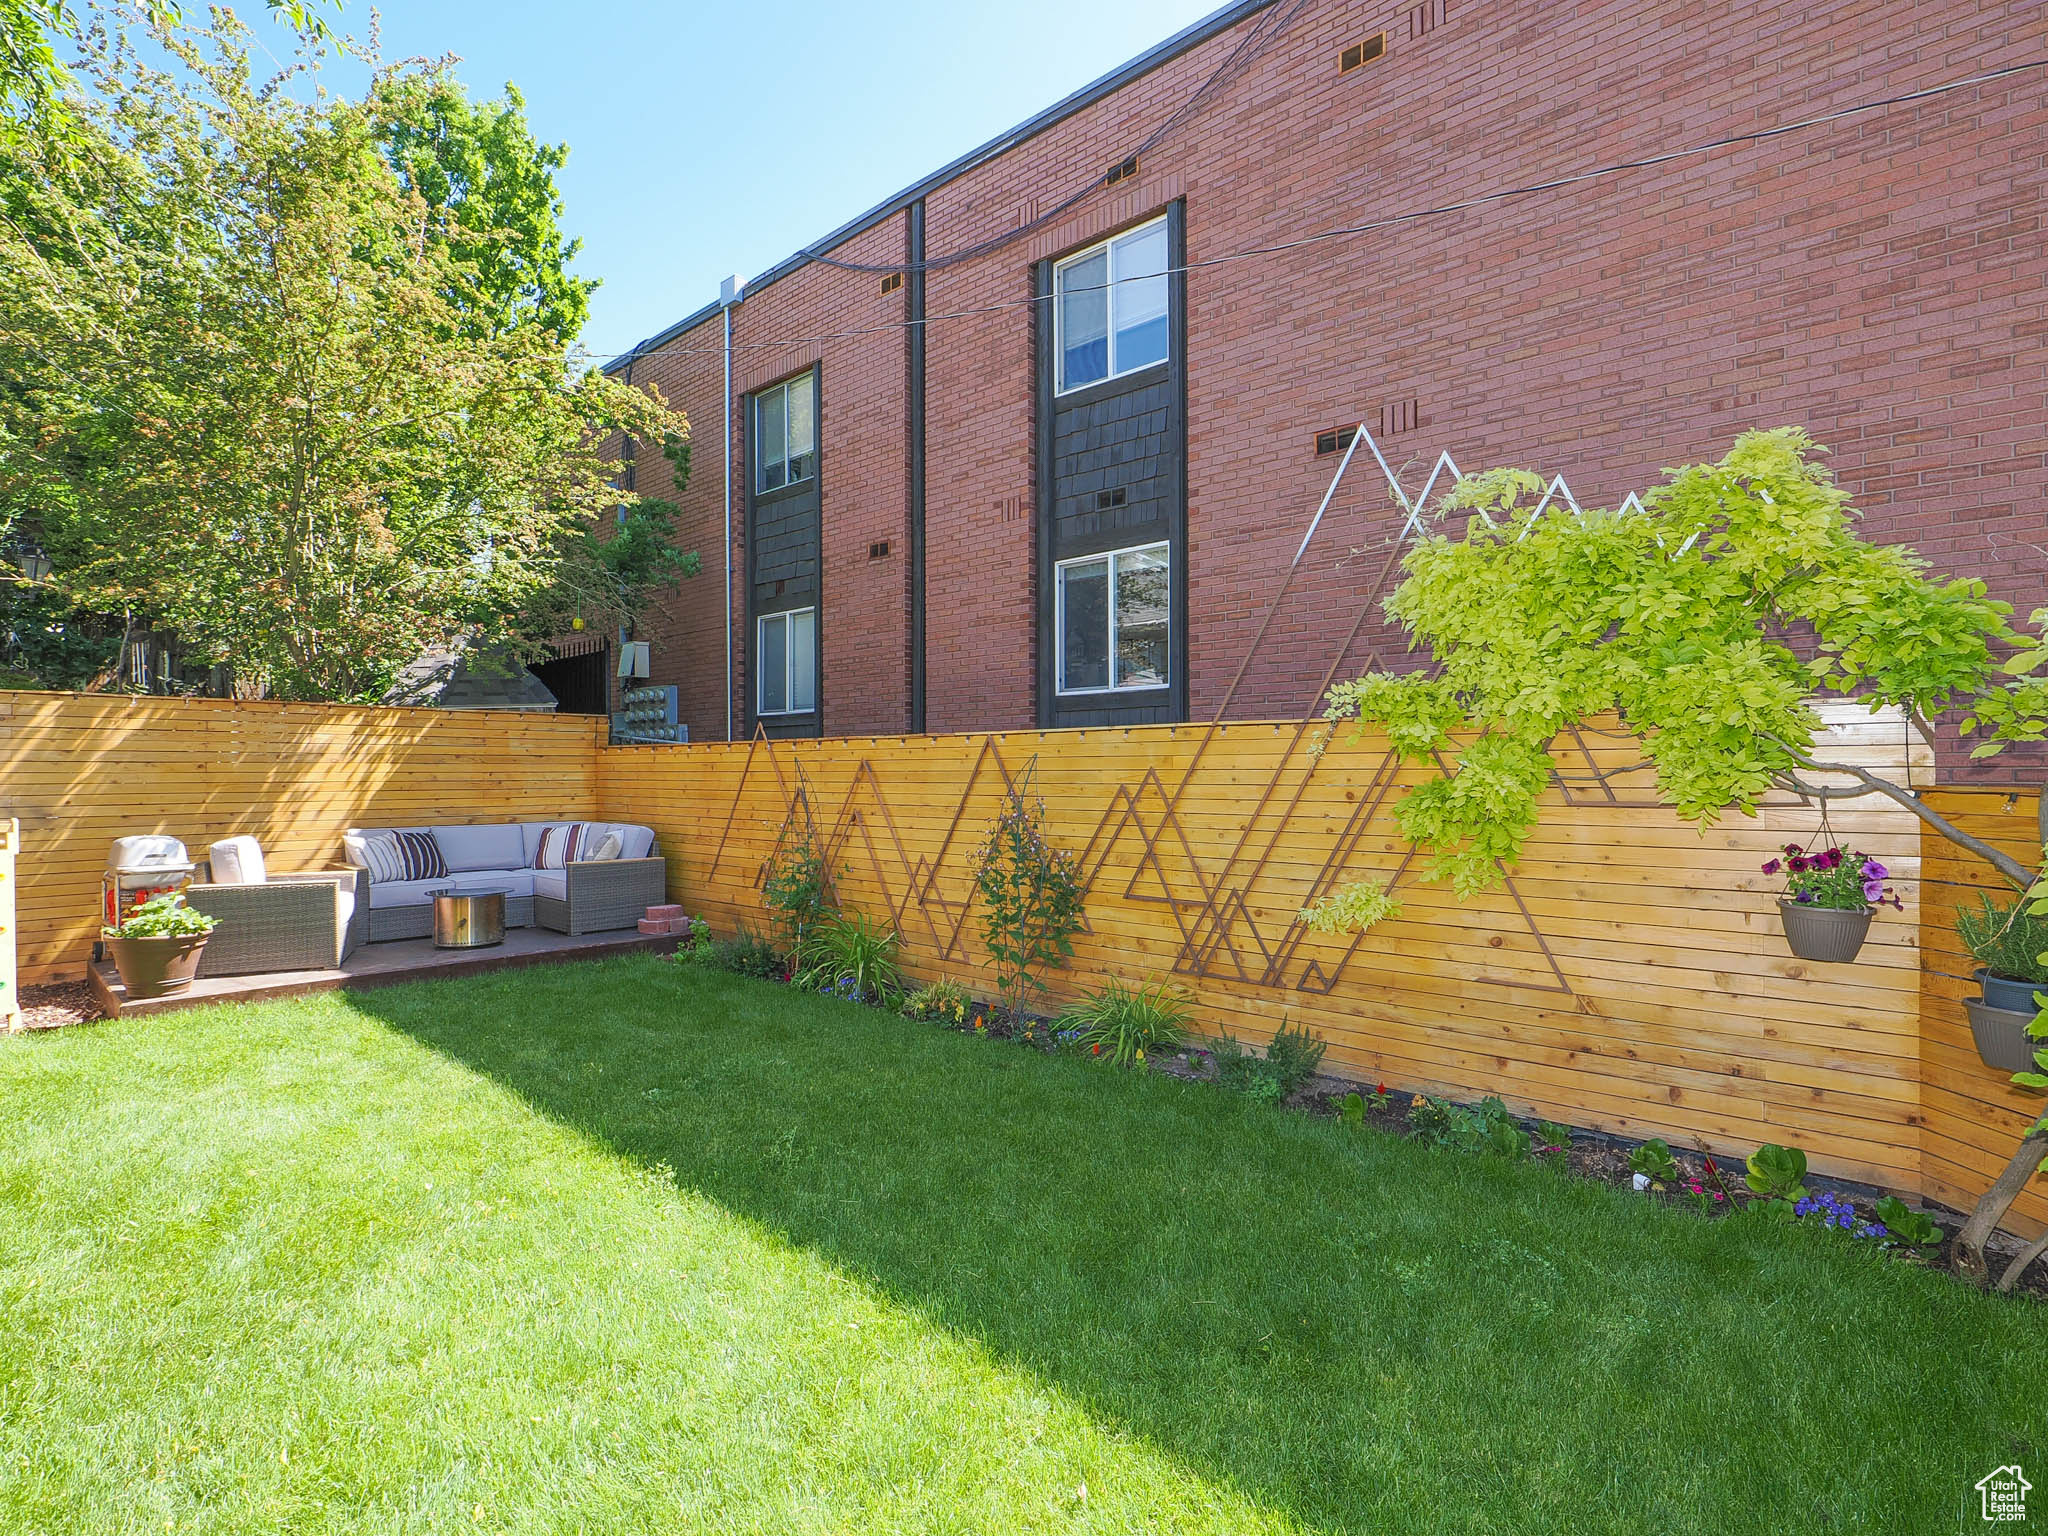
762 825 835 963
1408 1093 1523 1155
793 912 904 1005
1628 1138 1680 1187
1955 892 2048 984
1339 1091 1366 1128
1407 1094 1455 1144
1745 1143 1809 1203
1060 978 1192 1069
1478 1116 1530 1161
106 891 216 938
1533 1120 1573 1165
901 978 973 1026
700 926 785 981
1872 1195 1943 1252
664 915 713 960
1263 1019 1327 1097
1211 1025 1322 1103
971 776 1086 1014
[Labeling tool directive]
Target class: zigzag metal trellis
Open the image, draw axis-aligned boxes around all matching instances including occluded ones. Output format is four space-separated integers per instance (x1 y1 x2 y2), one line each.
702 416 1689 1004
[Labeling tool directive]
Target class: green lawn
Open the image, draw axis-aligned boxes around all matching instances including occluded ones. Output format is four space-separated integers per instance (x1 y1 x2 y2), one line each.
0 956 2036 1534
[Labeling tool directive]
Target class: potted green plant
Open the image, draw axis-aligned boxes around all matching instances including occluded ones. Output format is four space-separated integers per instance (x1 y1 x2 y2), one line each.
1955 892 2048 1071
1760 844 1900 964
104 892 218 999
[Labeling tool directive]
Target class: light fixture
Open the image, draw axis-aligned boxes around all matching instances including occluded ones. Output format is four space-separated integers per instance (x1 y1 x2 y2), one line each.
17 546 51 583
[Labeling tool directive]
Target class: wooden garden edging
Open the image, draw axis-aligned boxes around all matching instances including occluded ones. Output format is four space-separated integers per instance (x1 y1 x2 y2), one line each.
1 688 2041 1233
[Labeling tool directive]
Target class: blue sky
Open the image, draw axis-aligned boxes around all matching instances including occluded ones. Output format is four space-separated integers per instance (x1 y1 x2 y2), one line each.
242 0 1226 362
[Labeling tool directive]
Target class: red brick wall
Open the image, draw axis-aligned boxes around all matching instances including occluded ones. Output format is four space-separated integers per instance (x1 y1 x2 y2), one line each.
622 0 2047 769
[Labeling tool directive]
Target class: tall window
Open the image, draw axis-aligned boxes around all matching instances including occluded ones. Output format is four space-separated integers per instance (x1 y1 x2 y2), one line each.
757 608 817 715
1054 218 1169 393
755 372 815 493
1055 542 1168 694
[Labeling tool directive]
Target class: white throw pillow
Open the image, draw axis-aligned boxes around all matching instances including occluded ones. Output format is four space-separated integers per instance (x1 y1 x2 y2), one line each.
209 836 267 885
588 832 623 862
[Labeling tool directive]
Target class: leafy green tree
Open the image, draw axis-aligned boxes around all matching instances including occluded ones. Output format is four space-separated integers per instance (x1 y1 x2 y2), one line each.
1322 428 2043 902
0 12 685 701
378 73 595 343
1 0 327 137
1316 426 2047 1278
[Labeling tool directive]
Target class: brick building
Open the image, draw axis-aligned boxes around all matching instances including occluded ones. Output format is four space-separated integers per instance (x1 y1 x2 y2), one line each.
604 0 2046 761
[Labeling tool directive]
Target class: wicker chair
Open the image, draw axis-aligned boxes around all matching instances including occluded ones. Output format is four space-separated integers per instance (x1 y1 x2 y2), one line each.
533 858 666 936
187 868 363 976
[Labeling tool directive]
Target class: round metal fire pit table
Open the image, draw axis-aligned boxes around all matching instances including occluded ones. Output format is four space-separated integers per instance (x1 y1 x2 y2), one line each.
432 889 506 949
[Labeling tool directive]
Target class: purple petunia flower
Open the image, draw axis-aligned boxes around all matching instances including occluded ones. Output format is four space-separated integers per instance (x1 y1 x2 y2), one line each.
1862 879 1885 902
1788 855 1810 873
1861 859 1887 880
1762 859 1781 875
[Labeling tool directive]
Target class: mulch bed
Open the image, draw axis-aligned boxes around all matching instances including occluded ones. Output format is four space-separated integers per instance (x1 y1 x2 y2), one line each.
10 980 103 1031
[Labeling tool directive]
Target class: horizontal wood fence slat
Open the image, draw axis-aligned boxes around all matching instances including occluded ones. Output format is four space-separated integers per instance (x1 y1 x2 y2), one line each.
596 710 1959 1205
0 692 604 984
2 690 2041 1238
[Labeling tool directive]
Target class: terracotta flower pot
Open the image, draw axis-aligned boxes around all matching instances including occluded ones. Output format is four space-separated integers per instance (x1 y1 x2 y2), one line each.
1777 899 1873 964
107 933 209 1000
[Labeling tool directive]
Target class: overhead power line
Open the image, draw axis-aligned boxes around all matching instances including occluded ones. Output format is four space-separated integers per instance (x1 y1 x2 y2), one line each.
585 56 2046 365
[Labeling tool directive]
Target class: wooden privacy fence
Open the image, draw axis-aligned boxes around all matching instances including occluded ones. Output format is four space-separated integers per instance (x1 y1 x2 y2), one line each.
0 691 604 986
1 689 2041 1232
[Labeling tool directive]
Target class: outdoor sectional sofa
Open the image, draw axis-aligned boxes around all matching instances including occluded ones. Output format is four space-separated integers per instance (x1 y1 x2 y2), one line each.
343 821 665 943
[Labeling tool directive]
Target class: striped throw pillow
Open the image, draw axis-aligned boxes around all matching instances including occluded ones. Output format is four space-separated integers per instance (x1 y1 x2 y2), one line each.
534 822 586 870
393 830 448 881
365 829 447 883
357 834 408 884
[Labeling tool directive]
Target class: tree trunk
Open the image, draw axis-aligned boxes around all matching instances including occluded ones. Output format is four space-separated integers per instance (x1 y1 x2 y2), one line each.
1954 1125 2048 1285
1997 1227 2048 1294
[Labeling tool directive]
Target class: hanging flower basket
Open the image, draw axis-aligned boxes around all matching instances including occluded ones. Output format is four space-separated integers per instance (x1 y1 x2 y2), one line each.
1964 996 2038 1074
1762 844 1899 965
1777 899 1874 964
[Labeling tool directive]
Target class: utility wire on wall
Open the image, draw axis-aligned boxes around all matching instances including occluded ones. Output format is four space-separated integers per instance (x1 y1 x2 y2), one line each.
591 57 2047 365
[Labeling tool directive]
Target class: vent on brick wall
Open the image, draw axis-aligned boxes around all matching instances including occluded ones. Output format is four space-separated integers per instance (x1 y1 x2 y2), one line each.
1094 487 1129 511
1104 154 1139 186
868 539 891 559
1408 1 1445 39
1380 398 1419 435
1314 425 1359 456
1339 33 1387 73
994 496 1026 522
879 271 902 295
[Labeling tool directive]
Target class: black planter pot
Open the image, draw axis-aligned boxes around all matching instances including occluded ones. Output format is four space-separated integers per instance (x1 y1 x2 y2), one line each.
1776 899 1873 964
1966 997 2040 1074
1976 968 2045 1016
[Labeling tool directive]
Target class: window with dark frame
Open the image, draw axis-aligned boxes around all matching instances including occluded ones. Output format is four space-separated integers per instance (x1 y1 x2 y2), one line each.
754 373 816 494
1053 217 1170 393
756 608 817 716
1055 542 1169 694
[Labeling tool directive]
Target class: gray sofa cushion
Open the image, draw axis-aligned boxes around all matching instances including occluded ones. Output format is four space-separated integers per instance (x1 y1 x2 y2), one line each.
433 823 527 873
365 869 534 908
